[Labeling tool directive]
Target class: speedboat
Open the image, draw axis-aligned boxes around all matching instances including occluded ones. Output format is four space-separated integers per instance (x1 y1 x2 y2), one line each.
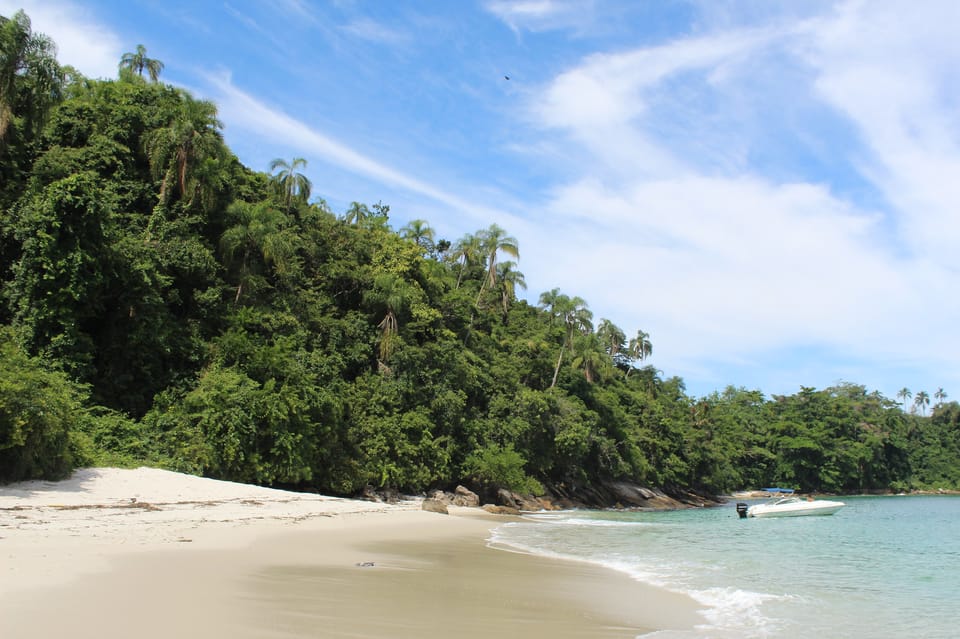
737 496 845 518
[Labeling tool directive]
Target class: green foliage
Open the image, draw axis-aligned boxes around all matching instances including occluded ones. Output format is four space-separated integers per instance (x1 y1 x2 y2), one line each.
464 443 544 495
0 328 83 481
119 44 163 82
906 401 960 488
1 10 62 142
8 172 114 379
72 407 158 468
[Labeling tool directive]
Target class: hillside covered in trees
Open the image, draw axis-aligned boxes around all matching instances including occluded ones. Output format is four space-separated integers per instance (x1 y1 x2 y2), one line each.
2 11 959 499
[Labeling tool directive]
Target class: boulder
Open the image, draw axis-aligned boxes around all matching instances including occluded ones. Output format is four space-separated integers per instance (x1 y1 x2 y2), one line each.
482 504 521 516
452 485 480 507
360 485 401 504
427 489 453 505
421 498 448 514
496 488 522 509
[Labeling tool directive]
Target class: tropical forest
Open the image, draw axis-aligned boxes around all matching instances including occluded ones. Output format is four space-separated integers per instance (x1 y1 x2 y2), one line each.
3 10 959 501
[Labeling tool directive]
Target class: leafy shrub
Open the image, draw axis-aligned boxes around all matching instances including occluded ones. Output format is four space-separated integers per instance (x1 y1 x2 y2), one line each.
0 329 85 482
463 443 544 495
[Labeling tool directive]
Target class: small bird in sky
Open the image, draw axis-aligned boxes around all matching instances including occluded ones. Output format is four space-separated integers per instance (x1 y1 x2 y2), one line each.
504 75 510 80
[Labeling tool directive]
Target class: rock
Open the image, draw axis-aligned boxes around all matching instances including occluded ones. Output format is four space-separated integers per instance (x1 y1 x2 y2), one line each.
496 488 522 509
421 498 448 514
428 489 453 505
494 488 551 512
534 496 560 511
516 495 545 511
360 485 401 503
452 485 480 507
638 487 656 500
482 504 521 516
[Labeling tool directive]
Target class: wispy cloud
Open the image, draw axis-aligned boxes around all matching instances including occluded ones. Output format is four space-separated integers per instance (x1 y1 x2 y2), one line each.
484 0 597 34
340 18 411 46
205 72 514 228
802 1 960 269
0 0 121 79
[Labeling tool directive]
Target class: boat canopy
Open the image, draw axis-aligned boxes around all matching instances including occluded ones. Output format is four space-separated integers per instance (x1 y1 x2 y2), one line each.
762 487 795 494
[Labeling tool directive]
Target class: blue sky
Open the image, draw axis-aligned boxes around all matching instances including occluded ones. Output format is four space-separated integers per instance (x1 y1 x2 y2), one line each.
5 0 960 403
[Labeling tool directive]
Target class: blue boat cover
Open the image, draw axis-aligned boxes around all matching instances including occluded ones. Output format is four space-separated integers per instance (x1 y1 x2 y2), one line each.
762 487 795 494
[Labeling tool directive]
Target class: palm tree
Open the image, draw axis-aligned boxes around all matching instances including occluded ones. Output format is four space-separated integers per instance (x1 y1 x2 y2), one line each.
269 157 311 207
475 224 519 306
400 219 435 253
495 260 526 316
914 391 930 416
344 201 370 225
935 388 948 407
0 10 61 141
628 330 653 363
220 201 300 303
450 233 482 289
571 333 613 384
896 387 912 411
363 273 412 364
596 319 626 357
186 155 226 212
537 288 566 325
144 94 224 205
538 291 592 388
119 44 164 82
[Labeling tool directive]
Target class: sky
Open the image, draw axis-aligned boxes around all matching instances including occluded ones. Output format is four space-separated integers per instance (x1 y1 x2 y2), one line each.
4 0 960 402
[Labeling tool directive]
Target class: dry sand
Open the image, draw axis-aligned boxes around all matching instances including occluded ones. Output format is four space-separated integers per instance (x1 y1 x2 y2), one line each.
1 467 701 638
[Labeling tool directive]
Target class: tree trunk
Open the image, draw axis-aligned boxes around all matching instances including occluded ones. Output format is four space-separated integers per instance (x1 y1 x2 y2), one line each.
551 343 565 388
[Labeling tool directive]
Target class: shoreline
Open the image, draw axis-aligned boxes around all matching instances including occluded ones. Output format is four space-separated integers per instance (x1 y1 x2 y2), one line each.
1 467 701 638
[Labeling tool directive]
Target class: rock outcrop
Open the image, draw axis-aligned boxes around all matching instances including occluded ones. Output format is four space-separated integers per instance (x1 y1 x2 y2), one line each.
544 480 719 510
407 480 720 517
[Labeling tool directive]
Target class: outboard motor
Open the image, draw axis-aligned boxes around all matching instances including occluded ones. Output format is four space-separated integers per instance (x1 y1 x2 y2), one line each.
736 502 749 519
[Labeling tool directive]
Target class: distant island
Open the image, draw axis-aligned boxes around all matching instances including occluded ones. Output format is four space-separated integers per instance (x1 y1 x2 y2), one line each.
2 10 959 502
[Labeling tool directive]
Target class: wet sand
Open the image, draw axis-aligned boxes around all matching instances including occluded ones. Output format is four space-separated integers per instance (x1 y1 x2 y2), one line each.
1 468 701 638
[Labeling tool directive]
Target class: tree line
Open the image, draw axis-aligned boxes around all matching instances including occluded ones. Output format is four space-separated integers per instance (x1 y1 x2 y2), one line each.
2 11 959 498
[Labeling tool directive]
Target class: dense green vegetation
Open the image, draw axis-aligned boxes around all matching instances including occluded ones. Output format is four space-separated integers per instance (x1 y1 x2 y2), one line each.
2 11 958 496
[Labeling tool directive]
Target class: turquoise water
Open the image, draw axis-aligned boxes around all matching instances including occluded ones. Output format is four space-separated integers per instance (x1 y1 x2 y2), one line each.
489 496 960 638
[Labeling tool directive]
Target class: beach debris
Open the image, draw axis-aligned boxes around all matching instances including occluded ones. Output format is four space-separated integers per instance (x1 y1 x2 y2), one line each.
355 561 375 568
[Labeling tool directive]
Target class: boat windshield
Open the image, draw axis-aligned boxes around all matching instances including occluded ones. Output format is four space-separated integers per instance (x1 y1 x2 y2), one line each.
772 496 801 505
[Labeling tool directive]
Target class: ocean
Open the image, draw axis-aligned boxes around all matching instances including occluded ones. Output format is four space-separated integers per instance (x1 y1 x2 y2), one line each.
489 495 960 638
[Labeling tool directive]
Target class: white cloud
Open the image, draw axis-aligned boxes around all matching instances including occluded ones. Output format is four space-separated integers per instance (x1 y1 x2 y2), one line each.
517 0 960 395
340 18 410 46
803 0 960 269
484 0 597 34
1 0 121 79
533 26 787 184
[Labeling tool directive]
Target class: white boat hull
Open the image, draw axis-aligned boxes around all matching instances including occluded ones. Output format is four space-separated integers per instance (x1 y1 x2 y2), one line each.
747 498 845 518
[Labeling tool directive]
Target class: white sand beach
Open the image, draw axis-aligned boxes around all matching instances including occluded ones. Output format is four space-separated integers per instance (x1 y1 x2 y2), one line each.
1 467 701 638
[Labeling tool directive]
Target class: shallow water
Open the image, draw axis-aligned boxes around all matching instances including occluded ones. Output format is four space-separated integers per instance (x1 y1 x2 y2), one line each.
490 495 960 638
